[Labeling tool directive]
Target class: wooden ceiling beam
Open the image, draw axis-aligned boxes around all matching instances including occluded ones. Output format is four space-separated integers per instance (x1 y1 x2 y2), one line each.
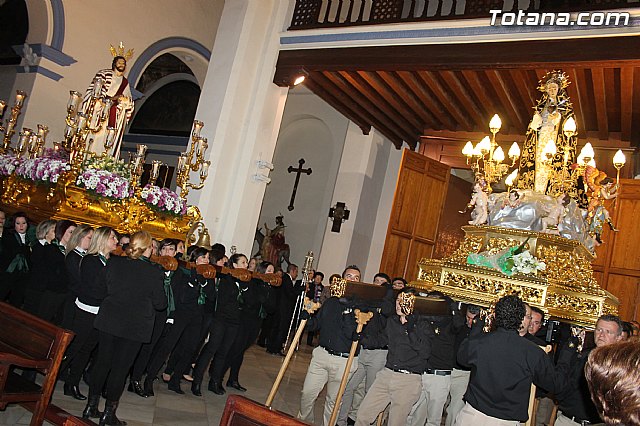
358 71 423 130
439 70 486 130
591 67 609 140
396 71 455 130
336 71 420 144
484 70 526 133
632 68 640 144
566 68 587 135
620 67 633 141
460 70 502 133
418 70 473 131
509 69 537 121
382 71 442 131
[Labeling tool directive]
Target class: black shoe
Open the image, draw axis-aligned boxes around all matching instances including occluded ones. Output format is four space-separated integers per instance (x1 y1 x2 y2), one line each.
128 380 147 398
64 383 87 400
191 382 202 397
142 377 154 397
207 381 225 395
346 417 356 426
168 380 185 395
82 394 102 419
99 399 126 426
226 380 247 392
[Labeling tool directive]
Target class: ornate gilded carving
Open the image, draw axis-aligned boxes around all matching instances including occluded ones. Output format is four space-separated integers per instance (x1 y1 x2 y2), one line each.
448 235 484 263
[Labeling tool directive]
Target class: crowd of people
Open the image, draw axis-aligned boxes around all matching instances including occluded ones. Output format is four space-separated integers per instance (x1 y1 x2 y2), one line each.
1 209 639 426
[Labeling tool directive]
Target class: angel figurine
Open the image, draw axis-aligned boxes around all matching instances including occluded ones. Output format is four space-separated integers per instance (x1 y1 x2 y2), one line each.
466 180 489 226
541 193 570 234
584 167 619 244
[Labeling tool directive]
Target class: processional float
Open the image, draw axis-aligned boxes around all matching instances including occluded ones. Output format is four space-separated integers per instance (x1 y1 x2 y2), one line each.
0 44 212 241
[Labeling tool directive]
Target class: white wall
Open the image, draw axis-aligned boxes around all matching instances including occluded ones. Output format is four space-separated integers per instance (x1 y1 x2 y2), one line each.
257 87 350 268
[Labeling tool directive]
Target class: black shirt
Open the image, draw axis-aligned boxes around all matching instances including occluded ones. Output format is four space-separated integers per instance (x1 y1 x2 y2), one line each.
385 314 433 374
458 326 567 422
213 273 248 325
359 287 395 350
427 313 465 370
171 268 215 314
555 346 601 423
306 297 358 354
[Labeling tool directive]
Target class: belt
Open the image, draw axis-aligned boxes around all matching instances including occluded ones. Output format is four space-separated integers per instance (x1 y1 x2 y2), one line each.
561 412 592 425
389 367 421 375
321 346 350 358
425 369 452 376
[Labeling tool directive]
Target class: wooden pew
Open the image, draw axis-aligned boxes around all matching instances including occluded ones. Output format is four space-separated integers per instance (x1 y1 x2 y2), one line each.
220 394 309 426
0 301 76 426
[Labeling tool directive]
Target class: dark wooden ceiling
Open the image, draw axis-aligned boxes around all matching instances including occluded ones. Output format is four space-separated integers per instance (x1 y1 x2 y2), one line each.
274 36 640 150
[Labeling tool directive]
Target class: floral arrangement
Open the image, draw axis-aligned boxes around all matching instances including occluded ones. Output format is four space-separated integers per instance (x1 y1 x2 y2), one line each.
140 184 187 215
511 250 546 276
82 155 130 179
76 169 132 200
15 156 70 184
0 153 23 177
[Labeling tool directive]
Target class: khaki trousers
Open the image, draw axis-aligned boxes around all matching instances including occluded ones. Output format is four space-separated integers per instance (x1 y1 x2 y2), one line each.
407 372 451 426
445 369 471 426
355 368 422 426
453 402 522 426
298 346 358 426
337 348 388 426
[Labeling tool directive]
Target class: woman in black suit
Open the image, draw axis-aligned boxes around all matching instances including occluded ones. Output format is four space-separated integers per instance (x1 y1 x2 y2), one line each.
0 212 31 307
22 219 56 315
84 231 166 426
63 227 116 403
222 260 276 392
62 224 93 329
191 253 249 396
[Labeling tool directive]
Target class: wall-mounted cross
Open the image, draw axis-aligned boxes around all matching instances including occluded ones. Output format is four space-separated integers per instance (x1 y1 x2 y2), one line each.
287 158 312 211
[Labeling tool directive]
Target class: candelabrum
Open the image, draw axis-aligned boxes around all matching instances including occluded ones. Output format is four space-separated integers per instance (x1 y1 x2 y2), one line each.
63 87 115 170
1 90 28 153
129 144 148 193
149 160 163 186
176 120 211 200
462 114 520 191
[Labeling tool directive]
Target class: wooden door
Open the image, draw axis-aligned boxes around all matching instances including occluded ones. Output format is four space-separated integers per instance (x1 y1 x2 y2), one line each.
380 149 450 281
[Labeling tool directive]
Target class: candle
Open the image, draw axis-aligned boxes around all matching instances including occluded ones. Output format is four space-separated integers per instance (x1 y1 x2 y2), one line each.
101 98 113 120
67 91 81 113
15 90 27 108
90 99 103 128
76 113 88 130
200 160 210 179
92 77 103 98
17 131 29 152
196 137 204 157
137 144 148 157
105 127 116 148
192 120 204 138
151 160 162 180
0 100 6 117
37 124 49 139
64 120 76 139
177 154 187 173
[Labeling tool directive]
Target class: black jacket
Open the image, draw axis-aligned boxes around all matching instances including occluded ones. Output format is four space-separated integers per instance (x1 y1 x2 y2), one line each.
65 249 84 295
93 256 167 343
306 296 358 354
76 254 107 306
213 273 248 325
0 231 30 273
41 244 69 293
385 314 433 374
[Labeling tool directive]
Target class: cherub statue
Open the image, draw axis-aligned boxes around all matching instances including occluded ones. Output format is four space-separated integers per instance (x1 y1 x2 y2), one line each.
584 168 619 244
466 180 489 226
501 189 523 210
541 193 570 234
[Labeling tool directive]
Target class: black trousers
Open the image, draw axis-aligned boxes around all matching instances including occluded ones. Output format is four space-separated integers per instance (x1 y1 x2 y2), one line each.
146 310 202 384
192 318 238 385
90 331 142 401
267 299 296 353
61 307 99 387
223 316 262 383
130 311 166 381
165 313 211 375
37 290 67 325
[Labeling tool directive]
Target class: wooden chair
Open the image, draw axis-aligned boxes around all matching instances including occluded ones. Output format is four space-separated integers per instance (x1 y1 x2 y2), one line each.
0 301 74 426
220 394 310 426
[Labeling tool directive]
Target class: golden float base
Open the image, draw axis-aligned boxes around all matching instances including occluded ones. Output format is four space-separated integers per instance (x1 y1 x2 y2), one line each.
0 174 200 240
412 225 619 328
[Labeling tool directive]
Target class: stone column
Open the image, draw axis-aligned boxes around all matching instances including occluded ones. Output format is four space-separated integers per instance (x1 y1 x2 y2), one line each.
187 0 292 253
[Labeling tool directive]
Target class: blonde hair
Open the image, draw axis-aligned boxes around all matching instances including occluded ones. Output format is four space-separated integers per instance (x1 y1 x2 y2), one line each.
125 231 152 260
65 224 93 256
88 226 115 255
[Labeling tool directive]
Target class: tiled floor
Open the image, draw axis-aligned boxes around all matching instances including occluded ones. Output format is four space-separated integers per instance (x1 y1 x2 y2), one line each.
0 344 327 425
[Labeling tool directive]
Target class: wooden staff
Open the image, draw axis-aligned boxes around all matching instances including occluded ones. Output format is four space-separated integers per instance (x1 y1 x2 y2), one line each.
328 309 373 426
525 345 552 426
265 297 320 408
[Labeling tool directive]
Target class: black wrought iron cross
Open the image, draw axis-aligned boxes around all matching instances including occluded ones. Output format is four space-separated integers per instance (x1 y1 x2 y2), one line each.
328 202 350 233
287 158 312 211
